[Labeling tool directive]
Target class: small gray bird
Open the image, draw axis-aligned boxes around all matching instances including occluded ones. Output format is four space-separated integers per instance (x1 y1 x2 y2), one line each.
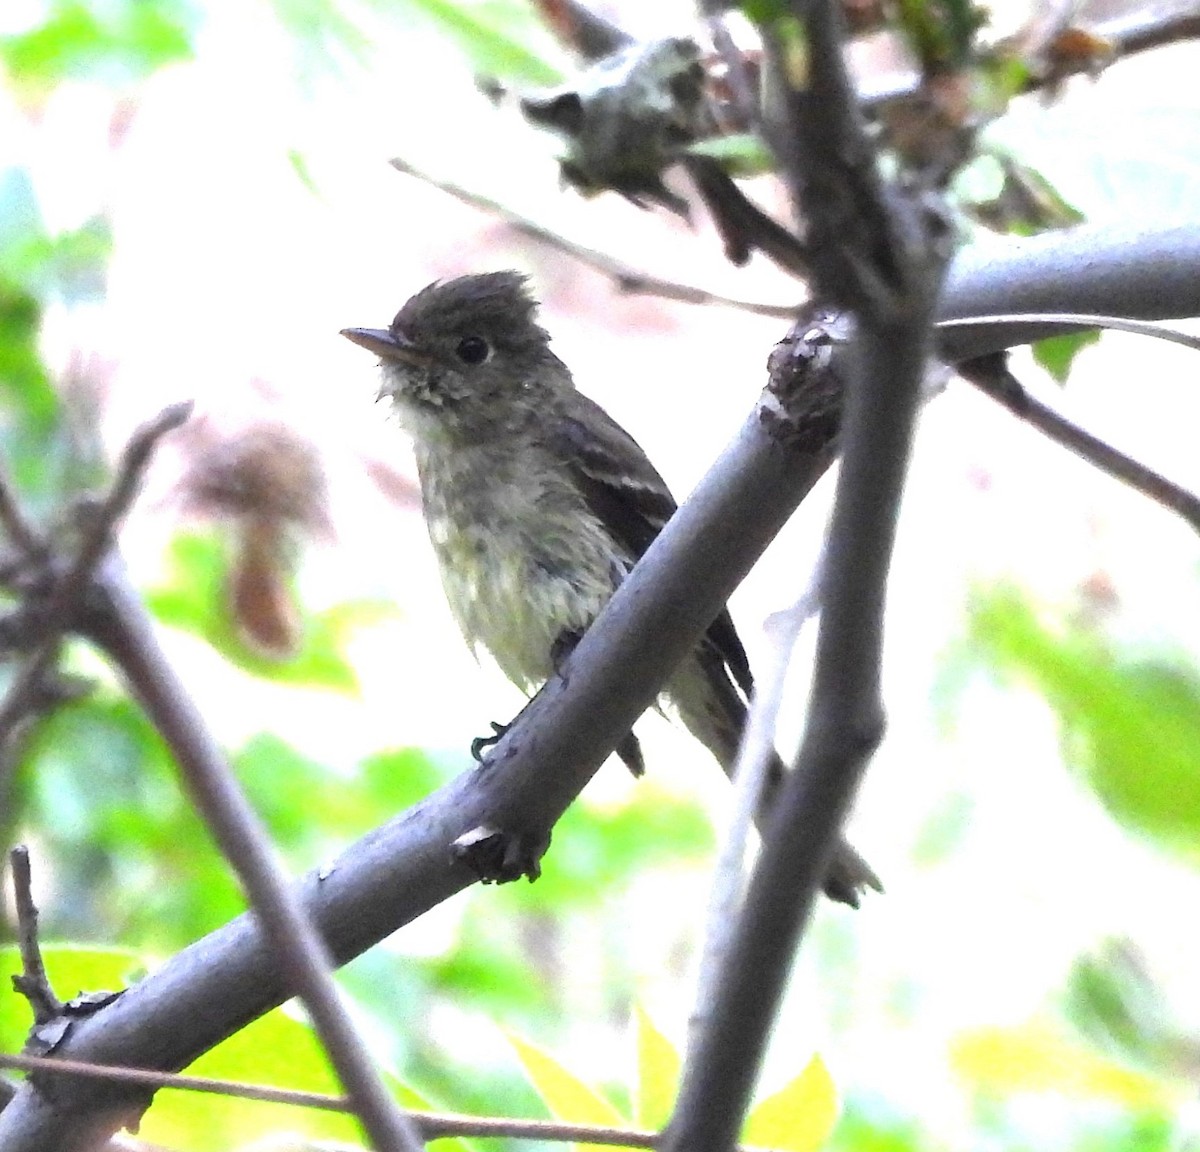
342 272 878 905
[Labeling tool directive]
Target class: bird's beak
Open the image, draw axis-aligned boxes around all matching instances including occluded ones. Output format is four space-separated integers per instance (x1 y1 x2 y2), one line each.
340 327 432 366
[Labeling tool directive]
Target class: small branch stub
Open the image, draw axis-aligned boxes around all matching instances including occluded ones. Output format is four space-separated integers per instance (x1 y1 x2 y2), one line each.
761 305 855 455
451 824 550 883
9 847 125 1085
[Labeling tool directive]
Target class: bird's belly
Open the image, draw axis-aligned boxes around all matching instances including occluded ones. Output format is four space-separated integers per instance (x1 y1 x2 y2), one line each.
429 516 622 692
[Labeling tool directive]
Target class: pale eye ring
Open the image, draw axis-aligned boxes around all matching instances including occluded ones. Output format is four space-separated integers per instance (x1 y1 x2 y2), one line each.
455 335 490 365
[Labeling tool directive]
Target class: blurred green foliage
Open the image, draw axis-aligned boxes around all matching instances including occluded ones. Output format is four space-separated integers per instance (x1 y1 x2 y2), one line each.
967 586 1200 865
0 165 102 506
894 0 987 73
0 0 195 96
1067 939 1200 1081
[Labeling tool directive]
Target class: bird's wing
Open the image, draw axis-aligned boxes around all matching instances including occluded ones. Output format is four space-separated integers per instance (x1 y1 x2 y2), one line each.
551 390 754 696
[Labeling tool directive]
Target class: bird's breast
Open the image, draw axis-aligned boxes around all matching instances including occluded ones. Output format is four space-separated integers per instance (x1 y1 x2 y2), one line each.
418 447 627 691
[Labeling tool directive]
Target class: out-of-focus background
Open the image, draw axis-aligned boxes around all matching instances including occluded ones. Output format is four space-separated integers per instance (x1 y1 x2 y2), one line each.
2 0 1200 1148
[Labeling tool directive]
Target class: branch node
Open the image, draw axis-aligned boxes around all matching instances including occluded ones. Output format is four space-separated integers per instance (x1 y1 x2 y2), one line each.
451 824 549 883
760 305 854 452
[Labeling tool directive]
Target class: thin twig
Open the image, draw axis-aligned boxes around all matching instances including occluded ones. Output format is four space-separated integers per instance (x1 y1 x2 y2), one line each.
0 1053 355 1116
8 846 63 1024
81 563 423 1152
688 559 823 1056
0 1052 675 1148
387 156 797 319
0 402 193 756
938 312 1200 354
958 353 1200 536
390 147 1200 335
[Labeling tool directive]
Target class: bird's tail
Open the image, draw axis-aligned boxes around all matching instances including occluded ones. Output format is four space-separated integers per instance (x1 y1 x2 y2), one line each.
666 654 882 907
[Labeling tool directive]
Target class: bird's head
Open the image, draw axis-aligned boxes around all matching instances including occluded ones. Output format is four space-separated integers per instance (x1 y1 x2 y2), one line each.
342 271 563 443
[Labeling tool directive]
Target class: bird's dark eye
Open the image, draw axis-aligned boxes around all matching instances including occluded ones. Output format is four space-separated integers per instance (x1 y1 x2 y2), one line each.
455 335 490 365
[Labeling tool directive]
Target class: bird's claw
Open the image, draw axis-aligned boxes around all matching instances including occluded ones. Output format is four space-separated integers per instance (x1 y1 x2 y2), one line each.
470 720 510 762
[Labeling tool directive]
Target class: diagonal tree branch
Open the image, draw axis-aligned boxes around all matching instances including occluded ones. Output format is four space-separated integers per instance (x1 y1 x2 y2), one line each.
76 558 424 1152
0 336 847 1152
0 220 1196 1151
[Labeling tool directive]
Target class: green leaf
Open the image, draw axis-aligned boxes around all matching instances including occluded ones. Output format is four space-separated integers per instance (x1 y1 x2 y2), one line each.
741 0 793 23
509 1033 625 1130
895 0 987 72
0 169 105 503
686 133 776 178
357 745 448 810
829 1100 922 1152
1 959 471 1152
634 1006 679 1129
18 679 448 951
744 1056 839 1152
402 0 566 85
968 588 1200 863
1033 329 1101 384
419 933 550 1014
0 282 65 501
5 217 113 306
140 1008 359 1151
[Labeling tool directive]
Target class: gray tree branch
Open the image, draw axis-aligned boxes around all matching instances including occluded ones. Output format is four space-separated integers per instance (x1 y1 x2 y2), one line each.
1 220 1197 1151
663 0 949 1141
76 559 422 1152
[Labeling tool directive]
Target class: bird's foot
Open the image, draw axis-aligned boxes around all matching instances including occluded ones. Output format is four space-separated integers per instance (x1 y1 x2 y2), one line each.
471 720 510 762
